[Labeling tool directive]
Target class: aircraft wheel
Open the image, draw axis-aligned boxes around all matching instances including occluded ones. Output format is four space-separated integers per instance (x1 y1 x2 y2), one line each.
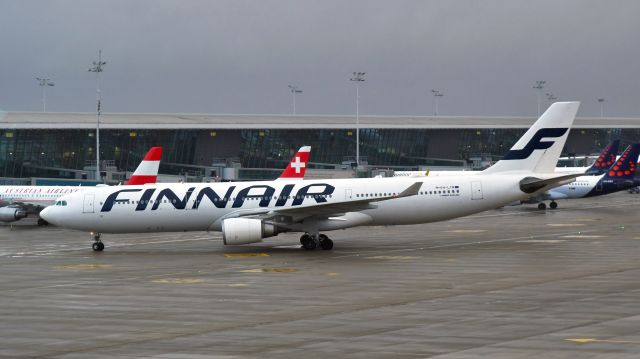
319 235 333 250
537 203 547 210
37 218 48 226
300 234 316 250
92 233 104 252
549 201 558 209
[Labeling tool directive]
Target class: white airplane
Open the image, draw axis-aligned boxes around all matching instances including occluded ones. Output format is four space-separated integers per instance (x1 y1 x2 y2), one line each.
0 147 163 224
523 143 640 209
41 102 581 252
393 139 621 178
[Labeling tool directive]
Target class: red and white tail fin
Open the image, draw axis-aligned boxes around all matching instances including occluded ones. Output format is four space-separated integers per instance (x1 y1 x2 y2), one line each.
125 147 163 185
277 146 310 180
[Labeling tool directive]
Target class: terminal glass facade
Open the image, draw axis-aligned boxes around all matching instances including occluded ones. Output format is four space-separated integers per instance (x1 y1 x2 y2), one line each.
0 128 637 180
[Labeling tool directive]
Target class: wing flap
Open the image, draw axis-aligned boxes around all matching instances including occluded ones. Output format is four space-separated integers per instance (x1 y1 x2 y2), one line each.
212 181 423 226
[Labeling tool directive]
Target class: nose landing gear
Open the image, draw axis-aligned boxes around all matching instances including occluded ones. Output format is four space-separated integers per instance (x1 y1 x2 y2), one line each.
91 232 104 252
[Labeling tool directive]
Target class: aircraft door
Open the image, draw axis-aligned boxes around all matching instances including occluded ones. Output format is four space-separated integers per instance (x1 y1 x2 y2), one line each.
595 181 603 192
82 193 95 213
471 181 483 200
345 189 352 200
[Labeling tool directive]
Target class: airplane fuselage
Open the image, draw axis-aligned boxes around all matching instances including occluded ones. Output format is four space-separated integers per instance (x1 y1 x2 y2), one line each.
45 175 529 234
0 186 85 210
546 174 639 200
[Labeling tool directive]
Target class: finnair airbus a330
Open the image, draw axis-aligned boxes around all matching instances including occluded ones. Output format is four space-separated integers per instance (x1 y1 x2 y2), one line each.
41 102 581 252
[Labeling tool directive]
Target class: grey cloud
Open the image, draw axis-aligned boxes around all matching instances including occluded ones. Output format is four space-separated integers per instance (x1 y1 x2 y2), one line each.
0 0 639 117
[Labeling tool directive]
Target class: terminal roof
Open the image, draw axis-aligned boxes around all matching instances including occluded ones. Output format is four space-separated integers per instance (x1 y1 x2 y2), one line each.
2 112 640 129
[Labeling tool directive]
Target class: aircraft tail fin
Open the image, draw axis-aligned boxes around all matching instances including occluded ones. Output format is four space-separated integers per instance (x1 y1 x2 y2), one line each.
603 144 639 180
276 146 310 180
125 147 163 185
585 139 620 175
483 102 580 174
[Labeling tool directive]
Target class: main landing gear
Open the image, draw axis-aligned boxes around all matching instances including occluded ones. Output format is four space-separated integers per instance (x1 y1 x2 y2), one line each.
300 233 334 250
91 232 104 252
537 201 558 210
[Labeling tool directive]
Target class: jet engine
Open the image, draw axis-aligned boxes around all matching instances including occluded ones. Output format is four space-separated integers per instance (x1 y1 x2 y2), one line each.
222 218 282 245
0 207 27 222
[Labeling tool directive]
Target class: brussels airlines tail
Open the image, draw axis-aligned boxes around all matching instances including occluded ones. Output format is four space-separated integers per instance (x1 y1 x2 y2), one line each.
277 146 310 180
125 147 163 185
585 139 620 175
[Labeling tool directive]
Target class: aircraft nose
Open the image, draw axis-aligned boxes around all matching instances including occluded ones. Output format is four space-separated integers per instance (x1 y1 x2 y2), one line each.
39 206 57 225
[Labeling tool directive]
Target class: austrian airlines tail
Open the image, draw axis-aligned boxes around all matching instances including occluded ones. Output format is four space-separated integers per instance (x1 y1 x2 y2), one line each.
125 147 163 185
277 146 310 180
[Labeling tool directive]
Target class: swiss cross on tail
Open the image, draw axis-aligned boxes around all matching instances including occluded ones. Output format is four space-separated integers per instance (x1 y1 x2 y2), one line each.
278 146 310 180
125 147 163 185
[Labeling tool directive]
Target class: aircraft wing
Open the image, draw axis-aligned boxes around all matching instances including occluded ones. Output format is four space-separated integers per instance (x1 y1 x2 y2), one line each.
0 200 43 213
214 182 422 225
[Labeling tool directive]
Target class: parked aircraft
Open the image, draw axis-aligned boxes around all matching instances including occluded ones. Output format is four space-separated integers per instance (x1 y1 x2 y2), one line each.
524 143 639 209
41 102 581 252
0 147 162 224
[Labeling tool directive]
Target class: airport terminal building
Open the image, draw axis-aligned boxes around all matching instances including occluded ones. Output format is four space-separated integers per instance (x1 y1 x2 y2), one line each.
1 111 640 182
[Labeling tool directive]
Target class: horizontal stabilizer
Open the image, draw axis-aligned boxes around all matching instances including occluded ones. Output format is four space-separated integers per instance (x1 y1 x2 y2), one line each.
519 174 582 194
397 182 423 198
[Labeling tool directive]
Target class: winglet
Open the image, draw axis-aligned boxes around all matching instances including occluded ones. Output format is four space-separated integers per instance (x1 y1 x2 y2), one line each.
277 146 311 180
125 147 163 185
397 182 422 198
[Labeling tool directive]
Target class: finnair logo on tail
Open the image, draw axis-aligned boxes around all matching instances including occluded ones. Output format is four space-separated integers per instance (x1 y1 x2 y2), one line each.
503 128 568 160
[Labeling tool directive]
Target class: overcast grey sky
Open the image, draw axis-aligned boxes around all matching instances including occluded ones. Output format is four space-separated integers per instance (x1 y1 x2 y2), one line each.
1 0 639 117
